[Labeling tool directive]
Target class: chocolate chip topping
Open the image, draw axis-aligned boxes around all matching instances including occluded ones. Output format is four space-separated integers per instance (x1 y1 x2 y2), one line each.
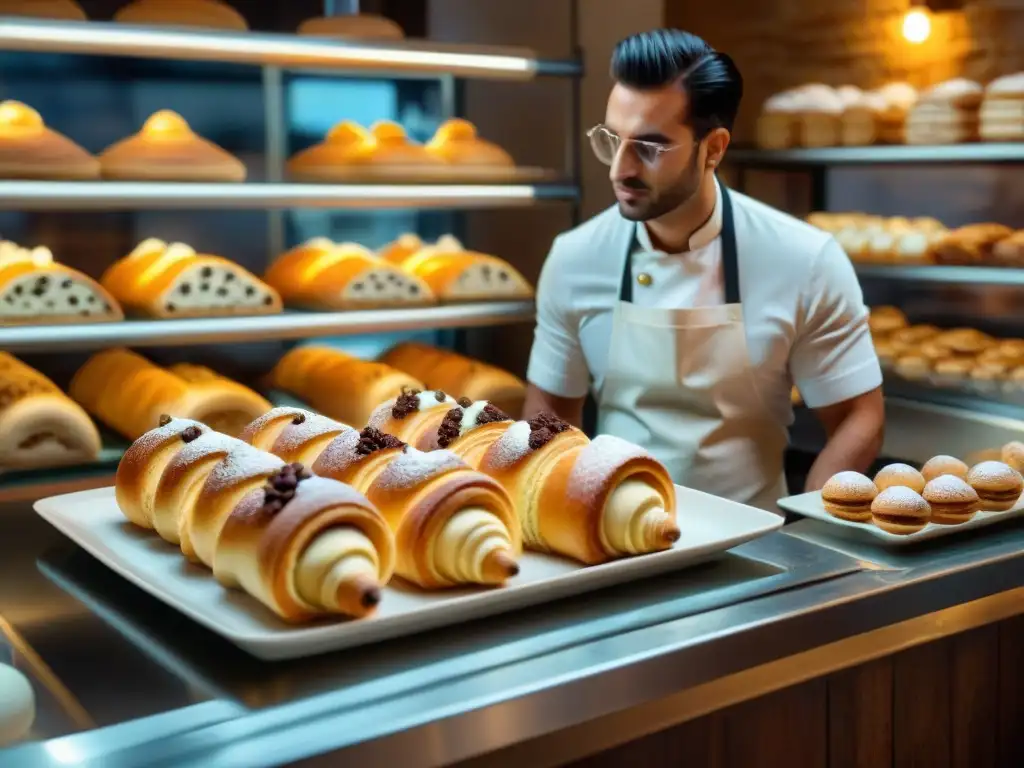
433 389 447 402
180 426 202 443
478 403 510 425
261 462 312 516
457 397 472 408
159 414 172 427
436 408 464 448
291 412 306 425
391 389 422 420
355 426 406 456
526 412 571 451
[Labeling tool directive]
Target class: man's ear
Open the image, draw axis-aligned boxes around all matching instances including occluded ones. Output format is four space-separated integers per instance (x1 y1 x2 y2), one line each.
703 127 731 170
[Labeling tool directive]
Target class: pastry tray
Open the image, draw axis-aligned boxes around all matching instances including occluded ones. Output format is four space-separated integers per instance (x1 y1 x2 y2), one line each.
777 490 1024 547
34 485 782 660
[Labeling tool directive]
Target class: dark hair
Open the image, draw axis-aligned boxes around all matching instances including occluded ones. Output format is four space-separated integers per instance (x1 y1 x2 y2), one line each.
611 29 743 137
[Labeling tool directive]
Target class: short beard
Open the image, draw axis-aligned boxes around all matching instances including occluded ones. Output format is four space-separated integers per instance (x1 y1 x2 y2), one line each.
616 150 703 223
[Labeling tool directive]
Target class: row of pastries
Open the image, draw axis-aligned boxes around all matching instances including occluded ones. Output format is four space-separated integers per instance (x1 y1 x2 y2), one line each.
808 213 1024 267
0 235 533 325
0 102 520 182
757 75 1024 149
2 0 406 38
0 342 526 470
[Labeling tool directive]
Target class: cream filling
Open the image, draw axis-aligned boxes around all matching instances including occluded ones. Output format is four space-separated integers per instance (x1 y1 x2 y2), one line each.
342 268 426 302
415 390 456 410
163 266 274 313
447 262 522 298
295 527 380 612
1 274 113 318
458 400 491 435
434 507 515 585
599 480 675 555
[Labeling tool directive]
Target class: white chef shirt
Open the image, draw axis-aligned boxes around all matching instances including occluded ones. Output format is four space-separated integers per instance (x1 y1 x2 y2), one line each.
526 181 882 429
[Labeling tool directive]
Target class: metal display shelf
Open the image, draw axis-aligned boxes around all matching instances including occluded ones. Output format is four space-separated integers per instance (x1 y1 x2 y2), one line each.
727 143 1024 167
0 301 536 352
0 181 578 210
0 18 582 80
855 264 1024 286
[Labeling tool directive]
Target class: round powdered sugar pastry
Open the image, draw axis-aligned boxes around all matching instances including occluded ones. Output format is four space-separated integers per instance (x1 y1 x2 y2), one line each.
922 474 977 503
874 463 926 493
567 435 652 505
823 471 877 498
921 454 969 482
871 486 930 513
966 460 1022 489
375 447 465 492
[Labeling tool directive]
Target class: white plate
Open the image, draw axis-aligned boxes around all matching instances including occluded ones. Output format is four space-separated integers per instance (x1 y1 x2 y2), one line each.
778 490 1024 546
34 485 781 660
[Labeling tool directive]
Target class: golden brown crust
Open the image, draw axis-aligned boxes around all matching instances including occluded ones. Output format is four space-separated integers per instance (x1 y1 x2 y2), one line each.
0 0 87 20
297 14 405 40
113 0 248 31
0 100 99 180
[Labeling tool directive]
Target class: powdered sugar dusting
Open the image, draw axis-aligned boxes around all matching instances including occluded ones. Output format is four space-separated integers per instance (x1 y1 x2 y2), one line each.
131 418 208 454
240 407 312 441
967 460 1023 488
367 400 395 429
288 475 372 514
311 430 362 477
567 435 651 504
823 471 876 499
487 421 533 470
172 431 245 466
871 486 929 514
921 455 969 481
273 413 349 455
205 444 285 492
923 474 978 503
376 447 464 491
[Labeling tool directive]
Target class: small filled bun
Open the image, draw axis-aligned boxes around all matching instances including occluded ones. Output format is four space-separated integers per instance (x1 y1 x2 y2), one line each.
967 461 1024 512
1000 441 1024 475
0 0 87 20
921 454 970 482
0 100 99 180
821 471 877 523
297 13 405 40
114 0 248 31
922 474 979 525
870 487 931 535
874 463 926 494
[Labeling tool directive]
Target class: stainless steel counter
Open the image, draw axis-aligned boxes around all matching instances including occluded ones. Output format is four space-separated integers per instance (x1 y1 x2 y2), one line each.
0 493 1022 767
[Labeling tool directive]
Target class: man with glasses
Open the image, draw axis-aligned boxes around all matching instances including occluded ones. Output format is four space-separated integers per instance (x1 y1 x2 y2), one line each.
523 29 884 511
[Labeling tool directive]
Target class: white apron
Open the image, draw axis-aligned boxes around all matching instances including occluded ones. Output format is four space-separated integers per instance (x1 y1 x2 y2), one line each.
597 186 788 512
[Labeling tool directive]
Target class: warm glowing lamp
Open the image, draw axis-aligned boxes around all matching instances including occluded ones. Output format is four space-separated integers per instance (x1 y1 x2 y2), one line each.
902 8 932 44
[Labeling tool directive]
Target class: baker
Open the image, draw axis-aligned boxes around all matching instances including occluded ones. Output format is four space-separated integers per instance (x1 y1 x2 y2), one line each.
523 28 884 512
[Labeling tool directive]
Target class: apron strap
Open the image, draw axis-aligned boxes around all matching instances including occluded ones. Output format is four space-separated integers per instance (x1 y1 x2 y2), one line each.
618 182 741 305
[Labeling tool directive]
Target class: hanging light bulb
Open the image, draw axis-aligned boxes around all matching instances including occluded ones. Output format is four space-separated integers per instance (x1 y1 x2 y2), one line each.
902 7 932 44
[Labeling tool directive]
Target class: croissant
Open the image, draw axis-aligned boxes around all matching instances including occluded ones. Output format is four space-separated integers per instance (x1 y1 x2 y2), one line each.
0 241 122 325
240 406 353 465
113 0 248 31
100 238 281 318
417 405 679 565
379 342 526 418
311 427 520 588
269 346 423 427
0 352 101 470
0 100 99 180
389 235 534 302
0 0 87 21
116 422 394 620
99 111 246 182
264 238 433 310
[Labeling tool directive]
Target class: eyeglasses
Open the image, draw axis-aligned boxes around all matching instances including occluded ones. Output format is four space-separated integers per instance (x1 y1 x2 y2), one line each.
587 124 684 166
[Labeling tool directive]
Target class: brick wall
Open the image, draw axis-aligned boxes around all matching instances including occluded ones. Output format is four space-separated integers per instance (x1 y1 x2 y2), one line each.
666 0 1024 143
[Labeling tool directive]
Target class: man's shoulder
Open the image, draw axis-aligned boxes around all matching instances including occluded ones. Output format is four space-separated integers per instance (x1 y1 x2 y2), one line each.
549 205 630 263
731 188 833 262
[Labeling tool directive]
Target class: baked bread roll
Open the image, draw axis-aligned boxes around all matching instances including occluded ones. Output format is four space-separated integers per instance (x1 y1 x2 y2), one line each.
0 0 86 20
980 73 1024 142
0 352 101 470
99 111 246 182
71 349 270 441
264 238 434 310
391 235 534 301
841 92 886 146
116 421 395 620
287 120 445 182
796 87 844 148
425 119 515 176
380 341 526 417
166 363 272 437
0 100 99 180
931 223 1014 265
874 82 917 143
297 13 404 39
756 91 801 149
101 238 281 318
993 231 1024 266
0 241 122 325
269 346 423 427
868 305 908 337
240 406 353 466
311 427 520 588
113 0 248 31
905 79 983 145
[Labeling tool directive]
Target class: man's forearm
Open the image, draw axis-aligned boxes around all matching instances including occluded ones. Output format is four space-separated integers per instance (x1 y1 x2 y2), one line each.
805 411 884 492
522 384 585 428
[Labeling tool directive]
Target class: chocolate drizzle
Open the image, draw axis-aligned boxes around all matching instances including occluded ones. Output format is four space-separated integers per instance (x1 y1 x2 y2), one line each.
356 426 406 456
291 412 306 425
436 408 464 448
526 412 571 451
180 426 202 443
261 462 312 516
